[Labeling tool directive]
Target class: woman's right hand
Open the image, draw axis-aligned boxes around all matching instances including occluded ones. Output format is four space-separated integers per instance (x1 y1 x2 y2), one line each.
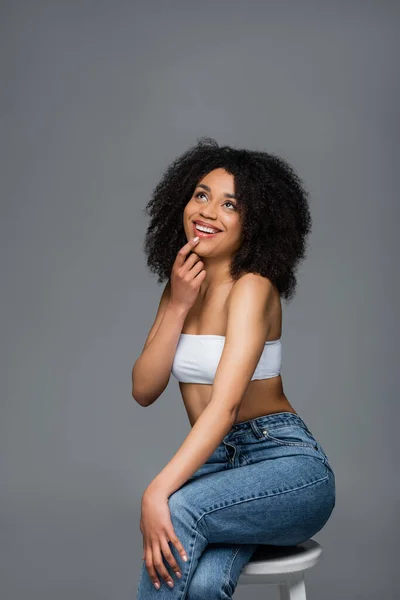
169 237 206 313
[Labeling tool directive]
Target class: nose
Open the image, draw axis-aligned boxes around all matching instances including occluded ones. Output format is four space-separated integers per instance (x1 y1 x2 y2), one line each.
200 204 218 220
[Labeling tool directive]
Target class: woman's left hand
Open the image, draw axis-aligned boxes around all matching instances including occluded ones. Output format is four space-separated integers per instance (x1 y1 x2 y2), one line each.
140 485 188 589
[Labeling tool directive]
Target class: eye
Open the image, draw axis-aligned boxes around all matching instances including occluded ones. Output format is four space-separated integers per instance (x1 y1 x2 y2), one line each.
194 192 236 210
224 201 236 210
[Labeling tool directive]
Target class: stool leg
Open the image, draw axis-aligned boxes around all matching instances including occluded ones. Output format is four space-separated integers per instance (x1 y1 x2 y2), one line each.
279 572 307 600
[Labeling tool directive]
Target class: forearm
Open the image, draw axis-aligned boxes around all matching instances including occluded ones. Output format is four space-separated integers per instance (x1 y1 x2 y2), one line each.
132 302 188 405
147 400 238 498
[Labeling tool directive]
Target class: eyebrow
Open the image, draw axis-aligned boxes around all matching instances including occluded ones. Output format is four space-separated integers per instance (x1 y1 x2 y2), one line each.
196 183 237 199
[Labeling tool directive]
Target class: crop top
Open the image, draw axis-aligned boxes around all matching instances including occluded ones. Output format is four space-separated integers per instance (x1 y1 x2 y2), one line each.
171 333 282 384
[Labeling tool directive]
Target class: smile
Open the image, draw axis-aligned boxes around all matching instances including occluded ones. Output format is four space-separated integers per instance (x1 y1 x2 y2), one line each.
193 222 222 238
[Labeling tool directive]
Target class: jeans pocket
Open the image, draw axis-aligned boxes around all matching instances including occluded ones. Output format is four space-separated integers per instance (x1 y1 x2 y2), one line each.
261 424 318 449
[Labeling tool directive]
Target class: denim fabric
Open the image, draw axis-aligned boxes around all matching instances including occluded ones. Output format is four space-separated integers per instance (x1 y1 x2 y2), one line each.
136 411 336 599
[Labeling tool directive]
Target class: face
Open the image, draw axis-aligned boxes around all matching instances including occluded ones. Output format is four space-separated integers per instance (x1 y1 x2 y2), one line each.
183 168 243 258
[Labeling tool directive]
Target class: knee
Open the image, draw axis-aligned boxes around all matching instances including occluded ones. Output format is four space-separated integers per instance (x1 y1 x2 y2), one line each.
167 489 191 527
167 488 187 514
167 488 208 538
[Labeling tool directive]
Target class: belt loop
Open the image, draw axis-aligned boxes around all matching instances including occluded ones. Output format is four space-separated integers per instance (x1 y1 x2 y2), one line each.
250 419 264 439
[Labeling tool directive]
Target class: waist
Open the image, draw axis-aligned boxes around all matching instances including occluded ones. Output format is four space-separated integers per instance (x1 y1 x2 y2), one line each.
181 377 294 427
230 410 305 433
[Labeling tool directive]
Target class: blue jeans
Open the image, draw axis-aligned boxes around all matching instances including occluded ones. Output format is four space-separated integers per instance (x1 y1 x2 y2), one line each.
136 411 335 599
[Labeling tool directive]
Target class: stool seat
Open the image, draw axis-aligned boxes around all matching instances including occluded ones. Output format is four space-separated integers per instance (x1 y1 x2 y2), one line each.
238 539 323 597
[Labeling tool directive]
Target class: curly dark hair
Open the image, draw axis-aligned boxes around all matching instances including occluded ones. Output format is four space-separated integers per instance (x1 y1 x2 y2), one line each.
143 137 312 302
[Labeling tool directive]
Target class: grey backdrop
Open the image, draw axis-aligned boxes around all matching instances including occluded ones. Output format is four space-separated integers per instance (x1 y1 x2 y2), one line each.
1 1 398 598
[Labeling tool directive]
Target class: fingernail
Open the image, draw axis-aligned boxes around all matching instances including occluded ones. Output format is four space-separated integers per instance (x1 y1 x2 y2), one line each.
167 581 174 588
176 571 182 578
182 554 188 562
154 582 160 589
193 236 199 242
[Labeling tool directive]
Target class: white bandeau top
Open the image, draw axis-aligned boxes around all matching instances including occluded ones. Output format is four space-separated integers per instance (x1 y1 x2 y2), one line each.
171 333 282 384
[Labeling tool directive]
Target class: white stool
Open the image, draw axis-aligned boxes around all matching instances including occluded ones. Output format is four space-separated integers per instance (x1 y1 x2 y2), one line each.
237 539 323 599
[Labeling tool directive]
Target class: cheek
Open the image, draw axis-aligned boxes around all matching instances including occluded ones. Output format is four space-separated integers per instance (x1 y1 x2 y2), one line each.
183 202 194 218
229 219 242 239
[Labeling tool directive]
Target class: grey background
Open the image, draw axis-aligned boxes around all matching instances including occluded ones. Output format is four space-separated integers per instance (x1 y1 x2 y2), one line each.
1 1 398 598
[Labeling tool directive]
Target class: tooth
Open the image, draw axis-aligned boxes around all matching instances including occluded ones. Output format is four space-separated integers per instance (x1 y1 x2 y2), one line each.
196 224 218 233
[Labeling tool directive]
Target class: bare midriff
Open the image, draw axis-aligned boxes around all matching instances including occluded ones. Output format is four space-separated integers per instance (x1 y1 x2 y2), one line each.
178 279 297 428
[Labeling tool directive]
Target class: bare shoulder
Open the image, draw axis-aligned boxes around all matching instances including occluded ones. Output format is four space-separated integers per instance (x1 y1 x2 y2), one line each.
227 273 275 308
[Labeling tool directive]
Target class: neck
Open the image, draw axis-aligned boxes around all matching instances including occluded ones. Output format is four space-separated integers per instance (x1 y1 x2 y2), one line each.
198 256 234 296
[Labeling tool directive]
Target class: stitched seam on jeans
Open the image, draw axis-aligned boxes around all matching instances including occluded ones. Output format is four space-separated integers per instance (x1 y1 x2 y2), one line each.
264 434 316 448
180 527 208 600
195 471 330 528
222 543 244 597
240 452 250 465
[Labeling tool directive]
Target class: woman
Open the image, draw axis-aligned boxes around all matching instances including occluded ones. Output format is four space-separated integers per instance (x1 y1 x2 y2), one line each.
133 137 336 599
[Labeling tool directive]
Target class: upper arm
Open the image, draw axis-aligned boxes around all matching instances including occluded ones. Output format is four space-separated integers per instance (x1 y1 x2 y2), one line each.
142 279 171 351
210 273 274 414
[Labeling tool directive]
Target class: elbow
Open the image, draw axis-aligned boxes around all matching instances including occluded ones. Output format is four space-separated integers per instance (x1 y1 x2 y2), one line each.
132 391 146 406
132 386 160 407
132 387 152 407
131 367 168 407
214 400 241 424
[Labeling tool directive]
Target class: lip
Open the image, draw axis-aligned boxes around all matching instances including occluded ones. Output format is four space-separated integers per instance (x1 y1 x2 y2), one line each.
193 219 222 232
192 221 223 238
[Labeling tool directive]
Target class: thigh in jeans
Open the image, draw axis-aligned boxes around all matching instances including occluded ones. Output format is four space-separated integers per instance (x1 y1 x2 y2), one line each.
136 413 335 599
185 445 259 599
